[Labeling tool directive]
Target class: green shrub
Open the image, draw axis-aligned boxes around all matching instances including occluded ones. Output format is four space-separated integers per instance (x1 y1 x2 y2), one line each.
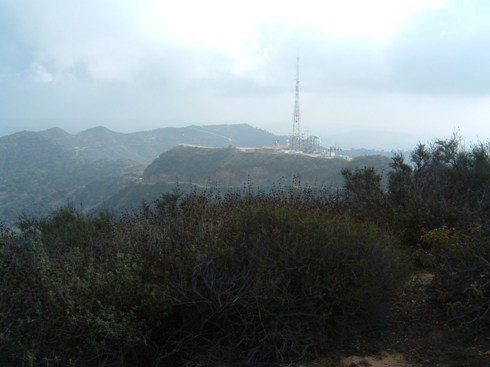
187 204 407 363
382 137 490 337
387 137 490 245
0 192 408 366
143 194 408 364
421 226 490 335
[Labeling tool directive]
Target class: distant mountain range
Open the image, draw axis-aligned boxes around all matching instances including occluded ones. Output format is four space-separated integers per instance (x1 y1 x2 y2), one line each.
0 123 393 226
37 124 287 164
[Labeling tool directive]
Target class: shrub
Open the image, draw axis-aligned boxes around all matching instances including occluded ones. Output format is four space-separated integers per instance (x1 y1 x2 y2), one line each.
387 137 490 245
183 203 407 364
421 226 490 335
341 166 386 215
0 192 408 366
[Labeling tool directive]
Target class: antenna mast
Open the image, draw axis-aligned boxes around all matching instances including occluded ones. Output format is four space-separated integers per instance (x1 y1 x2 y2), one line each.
291 53 301 151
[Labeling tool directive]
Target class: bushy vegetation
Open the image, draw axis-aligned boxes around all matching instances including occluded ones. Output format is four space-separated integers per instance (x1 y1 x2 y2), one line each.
343 135 490 336
0 135 488 366
0 188 407 366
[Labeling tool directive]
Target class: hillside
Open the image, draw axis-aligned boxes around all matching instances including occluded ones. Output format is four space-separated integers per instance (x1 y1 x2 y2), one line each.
86 148 391 215
0 131 143 225
3 134 489 366
39 124 286 164
143 145 392 187
0 124 288 225
0 124 396 226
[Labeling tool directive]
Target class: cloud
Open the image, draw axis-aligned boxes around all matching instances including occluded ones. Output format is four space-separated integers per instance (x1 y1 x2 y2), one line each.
1 0 490 149
386 1 490 95
33 63 54 83
3 0 480 97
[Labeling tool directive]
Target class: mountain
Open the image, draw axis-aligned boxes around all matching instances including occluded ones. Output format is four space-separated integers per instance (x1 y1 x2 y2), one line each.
0 124 287 226
90 146 392 213
38 124 287 165
0 123 397 226
0 131 143 226
143 145 392 187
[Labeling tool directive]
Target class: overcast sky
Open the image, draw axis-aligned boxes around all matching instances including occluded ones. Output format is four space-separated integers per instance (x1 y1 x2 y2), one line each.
1 0 490 149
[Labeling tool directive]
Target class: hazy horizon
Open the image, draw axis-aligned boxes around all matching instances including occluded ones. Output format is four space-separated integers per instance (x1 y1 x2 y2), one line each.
2 0 490 150
0 121 424 152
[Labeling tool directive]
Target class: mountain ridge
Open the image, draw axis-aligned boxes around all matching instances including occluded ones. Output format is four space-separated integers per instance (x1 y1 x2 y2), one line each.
0 123 397 226
0 124 288 225
33 123 287 164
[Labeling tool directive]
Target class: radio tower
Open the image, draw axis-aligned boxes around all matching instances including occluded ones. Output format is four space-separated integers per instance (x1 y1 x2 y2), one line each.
290 54 301 151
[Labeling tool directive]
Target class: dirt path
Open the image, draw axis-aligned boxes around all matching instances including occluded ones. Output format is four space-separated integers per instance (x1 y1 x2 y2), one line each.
282 352 416 367
338 352 415 367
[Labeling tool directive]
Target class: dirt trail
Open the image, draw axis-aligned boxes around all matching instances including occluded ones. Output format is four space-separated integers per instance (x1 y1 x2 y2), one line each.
338 352 414 367
285 352 416 367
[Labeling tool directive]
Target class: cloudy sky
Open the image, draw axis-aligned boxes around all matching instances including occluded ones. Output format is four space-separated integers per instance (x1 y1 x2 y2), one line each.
1 0 490 149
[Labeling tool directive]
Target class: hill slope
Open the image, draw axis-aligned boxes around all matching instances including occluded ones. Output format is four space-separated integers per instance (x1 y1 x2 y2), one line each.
143 145 392 187
39 124 286 164
0 124 393 225
0 124 287 225
0 131 142 225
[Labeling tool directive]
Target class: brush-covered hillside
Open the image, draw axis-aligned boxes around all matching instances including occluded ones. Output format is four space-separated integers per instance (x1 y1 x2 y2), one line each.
1 136 488 367
0 131 142 225
143 145 392 187
0 124 287 225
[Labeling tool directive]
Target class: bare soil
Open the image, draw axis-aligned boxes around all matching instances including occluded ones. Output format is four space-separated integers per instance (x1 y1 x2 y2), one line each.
339 352 414 367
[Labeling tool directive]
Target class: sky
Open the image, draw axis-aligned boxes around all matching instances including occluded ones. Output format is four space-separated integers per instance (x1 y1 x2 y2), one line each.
1 0 490 150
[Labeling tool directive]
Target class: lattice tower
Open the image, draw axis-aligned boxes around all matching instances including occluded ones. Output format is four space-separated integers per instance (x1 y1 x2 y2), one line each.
291 54 301 151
